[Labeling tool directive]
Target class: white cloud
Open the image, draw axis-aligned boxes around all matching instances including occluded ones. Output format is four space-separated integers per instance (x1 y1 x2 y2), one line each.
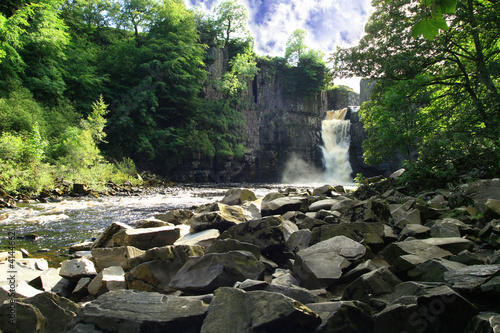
185 0 373 92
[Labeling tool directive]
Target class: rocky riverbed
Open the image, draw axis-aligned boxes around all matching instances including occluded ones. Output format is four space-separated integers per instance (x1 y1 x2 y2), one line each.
1 171 500 332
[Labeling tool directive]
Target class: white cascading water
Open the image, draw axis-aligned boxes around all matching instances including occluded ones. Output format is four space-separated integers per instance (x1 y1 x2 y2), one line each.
321 108 353 184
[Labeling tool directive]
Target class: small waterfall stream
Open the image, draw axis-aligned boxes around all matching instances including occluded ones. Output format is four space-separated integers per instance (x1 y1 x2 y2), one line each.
321 108 353 183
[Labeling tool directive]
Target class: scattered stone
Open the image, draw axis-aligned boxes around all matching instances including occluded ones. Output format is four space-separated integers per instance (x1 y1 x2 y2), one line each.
69 242 93 253
294 236 366 289
312 222 385 251
236 279 319 305
382 239 452 273
128 244 205 268
88 266 126 296
286 229 311 253
343 199 391 223
408 258 467 282
0 261 44 285
200 287 321 333
218 216 288 254
220 188 257 205
444 264 500 293
261 197 309 216
421 237 474 254
450 250 487 266
399 224 431 240
390 282 478 333
60 258 97 282
155 209 193 225
189 203 249 233
464 312 500 333
22 292 80 332
206 239 260 259
91 246 145 272
174 229 220 247
112 226 181 250
0 302 46 332
133 218 174 228
91 222 132 249
342 267 401 303
66 290 209 332
306 301 374 333
0 281 43 304
28 268 70 295
169 251 265 294
71 277 92 299
0 250 23 262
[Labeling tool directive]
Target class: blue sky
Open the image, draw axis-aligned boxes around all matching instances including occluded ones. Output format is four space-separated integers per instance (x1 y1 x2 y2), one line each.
185 0 374 92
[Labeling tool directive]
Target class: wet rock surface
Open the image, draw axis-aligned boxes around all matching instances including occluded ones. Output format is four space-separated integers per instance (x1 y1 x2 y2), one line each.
2 178 500 332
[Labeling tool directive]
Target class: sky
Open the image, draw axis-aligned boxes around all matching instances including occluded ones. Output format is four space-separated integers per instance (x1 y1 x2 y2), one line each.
184 0 374 92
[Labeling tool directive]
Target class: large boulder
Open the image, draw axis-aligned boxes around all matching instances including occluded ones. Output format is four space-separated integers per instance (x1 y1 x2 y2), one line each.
343 199 391 223
308 197 355 212
408 258 467 282
200 287 321 333
464 312 500 333
306 301 374 333
174 229 220 247
66 290 209 332
112 226 181 250
220 188 257 205
382 240 452 273
443 264 500 294
421 237 474 255
128 244 205 268
21 292 79 332
217 216 288 254
91 222 132 249
169 251 265 294
460 179 500 214
311 222 385 251
91 246 145 272
342 267 401 303
59 258 97 281
236 279 319 305
389 282 478 333
206 239 261 259
155 209 193 225
0 302 46 332
88 266 126 296
294 236 366 289
261 197 309 216
189 203 250 233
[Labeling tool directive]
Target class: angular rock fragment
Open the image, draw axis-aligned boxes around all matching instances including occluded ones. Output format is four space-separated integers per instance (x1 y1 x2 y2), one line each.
88 266 126 296
169 251 265 294
112 226 181 250
59 258 97 281
220 188 257 205
91 222 132 249
66 290 209 332
342 267 401 303
382 240 452 273
200 287 321 333
261 197 309 216
464 312 500 333
306 301 374 333
312 222 385 251
91 246 145 272
294 236 366 289
189 203 249 232
421 237 474 254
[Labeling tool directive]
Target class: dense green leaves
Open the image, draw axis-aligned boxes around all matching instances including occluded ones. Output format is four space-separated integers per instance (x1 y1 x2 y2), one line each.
334 0 500 183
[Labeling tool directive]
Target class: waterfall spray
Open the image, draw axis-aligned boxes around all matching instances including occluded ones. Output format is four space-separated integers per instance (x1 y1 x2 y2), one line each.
321 108 353 183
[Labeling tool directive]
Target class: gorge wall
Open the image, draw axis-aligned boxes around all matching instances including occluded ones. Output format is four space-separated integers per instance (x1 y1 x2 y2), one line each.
167 48 392 183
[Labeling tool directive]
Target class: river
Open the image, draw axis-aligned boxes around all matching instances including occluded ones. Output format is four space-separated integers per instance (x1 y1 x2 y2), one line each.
0 185 293 266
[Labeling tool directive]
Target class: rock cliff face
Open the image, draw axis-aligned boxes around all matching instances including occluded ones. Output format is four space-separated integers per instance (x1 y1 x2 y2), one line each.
171 49 359 183
169 48 389 183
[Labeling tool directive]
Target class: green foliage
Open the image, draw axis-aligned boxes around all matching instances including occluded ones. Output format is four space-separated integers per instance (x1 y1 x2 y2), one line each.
285 29 308 66
335 0 500 183
213 0 249 46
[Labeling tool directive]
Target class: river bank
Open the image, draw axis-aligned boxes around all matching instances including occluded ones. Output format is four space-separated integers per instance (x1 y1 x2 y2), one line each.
1 172 500 332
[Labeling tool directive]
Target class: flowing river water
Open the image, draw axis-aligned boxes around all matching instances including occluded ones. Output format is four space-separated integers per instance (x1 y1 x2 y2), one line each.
0 185 295 266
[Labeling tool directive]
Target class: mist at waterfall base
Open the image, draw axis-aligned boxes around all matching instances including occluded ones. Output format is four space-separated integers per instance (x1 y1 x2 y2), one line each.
282 109 354 185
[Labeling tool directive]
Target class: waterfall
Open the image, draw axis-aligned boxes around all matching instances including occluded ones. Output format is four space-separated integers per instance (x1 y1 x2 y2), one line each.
321 108 353 184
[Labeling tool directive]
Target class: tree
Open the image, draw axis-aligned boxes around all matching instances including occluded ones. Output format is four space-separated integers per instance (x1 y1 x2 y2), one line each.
213 0 249 47
285 29 308 66
334 0 500 181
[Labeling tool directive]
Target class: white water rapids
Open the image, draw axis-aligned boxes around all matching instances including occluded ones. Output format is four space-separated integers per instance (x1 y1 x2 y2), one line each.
282 108 354 184
321 109 353 184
